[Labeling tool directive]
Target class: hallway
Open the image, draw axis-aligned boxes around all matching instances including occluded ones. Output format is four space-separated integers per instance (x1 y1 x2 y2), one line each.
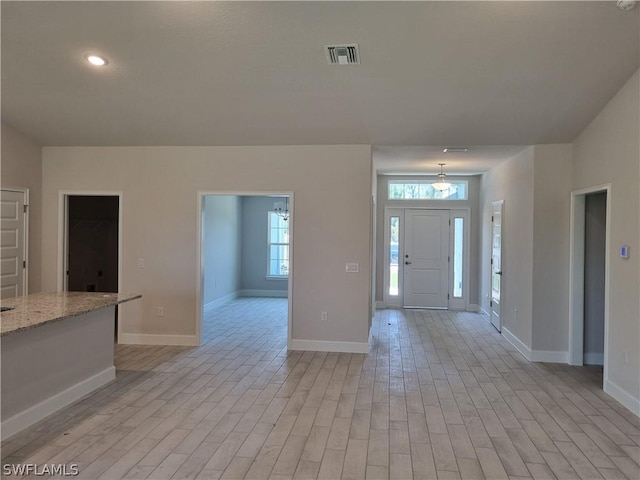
2 300 638 479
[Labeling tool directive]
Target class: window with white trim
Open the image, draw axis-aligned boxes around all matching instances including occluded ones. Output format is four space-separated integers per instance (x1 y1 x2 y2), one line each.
388 181 468 200
267 212 289 277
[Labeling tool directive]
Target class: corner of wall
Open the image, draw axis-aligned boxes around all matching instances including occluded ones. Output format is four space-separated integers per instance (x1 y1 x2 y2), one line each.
531 144 572 353
479 148 534 350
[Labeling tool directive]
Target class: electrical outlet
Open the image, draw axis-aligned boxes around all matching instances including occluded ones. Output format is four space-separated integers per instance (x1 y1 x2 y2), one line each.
137 258 144 268
157 306 164 317
320 311 328 322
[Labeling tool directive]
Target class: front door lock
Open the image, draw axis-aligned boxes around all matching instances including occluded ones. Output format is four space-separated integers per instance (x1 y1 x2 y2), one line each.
405 261 412 265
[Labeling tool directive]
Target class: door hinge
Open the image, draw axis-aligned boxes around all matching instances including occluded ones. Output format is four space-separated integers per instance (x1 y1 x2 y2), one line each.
448 293 450 299
23 260 27 268
24 204 28 213
490 258 493 265
491 215 494 222
490 300 493 307
448 256 450 263
449 219 451 226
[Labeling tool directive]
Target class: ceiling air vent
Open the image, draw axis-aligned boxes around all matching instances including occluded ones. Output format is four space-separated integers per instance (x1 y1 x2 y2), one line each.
325 44 360 65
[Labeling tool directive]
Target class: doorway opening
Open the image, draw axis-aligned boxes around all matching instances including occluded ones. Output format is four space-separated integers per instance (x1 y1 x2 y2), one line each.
197 192 293 348
383 207 469 310
584 192 606 366
569 185 611 389
59 192 122 340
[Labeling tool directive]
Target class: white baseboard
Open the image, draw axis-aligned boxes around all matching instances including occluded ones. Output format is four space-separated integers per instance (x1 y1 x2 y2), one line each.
501 328 569 364
239 289 288 298
502 327 532 361
289 339 370 354
479 306 490 316
530 350 569 363
467 304 480 313
119 333 199 346
1 367 115 441
204 291 239 311
583 352 604 365
604 379 640 417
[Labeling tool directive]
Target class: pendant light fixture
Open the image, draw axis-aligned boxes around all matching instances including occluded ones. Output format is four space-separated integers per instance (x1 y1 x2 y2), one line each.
432 163 451 191
273 197 289 221
617 1 636 11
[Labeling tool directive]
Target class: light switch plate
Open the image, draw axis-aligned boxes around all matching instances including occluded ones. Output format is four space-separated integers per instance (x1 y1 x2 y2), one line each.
346 263 359 273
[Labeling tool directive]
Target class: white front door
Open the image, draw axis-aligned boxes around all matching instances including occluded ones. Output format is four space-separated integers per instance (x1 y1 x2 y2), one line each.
1 189 27 299
490 201 503 331
403 209 450 308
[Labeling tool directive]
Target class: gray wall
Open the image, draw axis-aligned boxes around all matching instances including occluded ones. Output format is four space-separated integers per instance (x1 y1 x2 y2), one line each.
478 69 639 411
584 192 606 364
572 68 639 402
240 196 288 293
1 123 42 293
375 175 481 307
480 148 535 347
41 145 373 346
531 144 572 353
203 195 242 306
480 145 574 354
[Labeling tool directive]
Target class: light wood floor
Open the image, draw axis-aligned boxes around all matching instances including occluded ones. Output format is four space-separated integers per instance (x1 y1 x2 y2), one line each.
2 297 639 479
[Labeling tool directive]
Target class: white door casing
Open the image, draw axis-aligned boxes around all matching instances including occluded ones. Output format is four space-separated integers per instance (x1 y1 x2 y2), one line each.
569 184 611 389
490 201 503 332
196 191 294 349
403 209 450 308
1 189 28 299
57 191 123 342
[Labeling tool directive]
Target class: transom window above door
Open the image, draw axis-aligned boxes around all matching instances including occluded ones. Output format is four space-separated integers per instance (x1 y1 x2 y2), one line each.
388 180 468 200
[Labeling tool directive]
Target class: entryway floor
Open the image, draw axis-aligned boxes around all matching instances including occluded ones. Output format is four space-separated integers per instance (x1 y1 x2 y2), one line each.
2 299 639 479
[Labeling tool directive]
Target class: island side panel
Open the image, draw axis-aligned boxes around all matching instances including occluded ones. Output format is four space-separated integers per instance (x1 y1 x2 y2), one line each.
1 307 116 438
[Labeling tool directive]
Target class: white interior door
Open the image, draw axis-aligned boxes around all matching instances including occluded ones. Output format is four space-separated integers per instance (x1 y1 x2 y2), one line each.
491 201 503 331
403 209 450 308
1 189 27 299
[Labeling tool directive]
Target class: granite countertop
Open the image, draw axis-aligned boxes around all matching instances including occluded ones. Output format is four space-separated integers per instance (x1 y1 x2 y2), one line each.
0 292 142 337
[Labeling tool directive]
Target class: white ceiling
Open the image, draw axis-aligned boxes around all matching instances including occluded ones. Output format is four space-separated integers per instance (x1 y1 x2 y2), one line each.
2 2 638 175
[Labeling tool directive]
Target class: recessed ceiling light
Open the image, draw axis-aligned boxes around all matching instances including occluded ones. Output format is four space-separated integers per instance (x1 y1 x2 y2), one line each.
443 147 469 153
85 54 108 66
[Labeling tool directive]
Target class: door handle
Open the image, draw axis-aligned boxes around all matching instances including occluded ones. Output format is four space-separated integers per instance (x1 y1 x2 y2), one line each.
405 261 412 265
496 271 502 275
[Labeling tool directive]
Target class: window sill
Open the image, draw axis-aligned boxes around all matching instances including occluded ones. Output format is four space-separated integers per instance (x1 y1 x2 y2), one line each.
265 276 288 281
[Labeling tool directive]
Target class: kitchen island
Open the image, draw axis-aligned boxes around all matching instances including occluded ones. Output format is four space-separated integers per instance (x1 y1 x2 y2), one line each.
1 292 141 439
